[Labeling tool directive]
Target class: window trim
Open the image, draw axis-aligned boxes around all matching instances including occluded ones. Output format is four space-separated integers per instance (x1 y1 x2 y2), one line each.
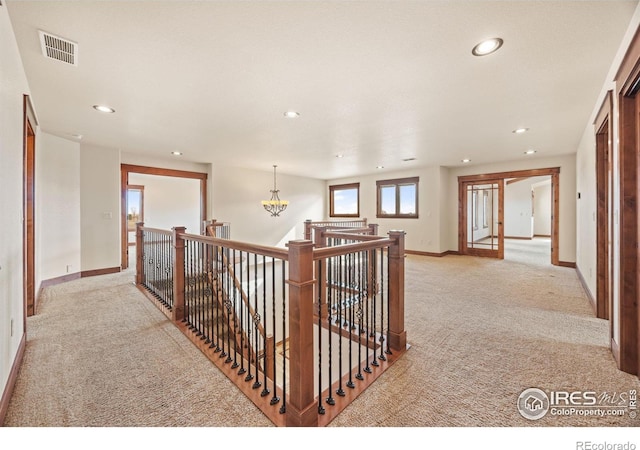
329 182 360 218
376 176 419 218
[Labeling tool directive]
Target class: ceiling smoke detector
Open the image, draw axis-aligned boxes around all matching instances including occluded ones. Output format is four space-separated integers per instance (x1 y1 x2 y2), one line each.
39 30 78 66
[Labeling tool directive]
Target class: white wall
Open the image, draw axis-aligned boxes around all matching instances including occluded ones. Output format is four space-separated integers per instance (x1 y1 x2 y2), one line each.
80 144 121 272
0 2 31 410
533 181 552 236
327 166 444 253
446 154 577 262
504 180 533 239
212 165 325 247
575 3 640 348
36 133 81 282
128 173 201 234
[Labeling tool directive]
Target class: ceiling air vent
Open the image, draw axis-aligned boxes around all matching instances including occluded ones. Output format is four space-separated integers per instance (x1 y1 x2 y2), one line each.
39 30 78 66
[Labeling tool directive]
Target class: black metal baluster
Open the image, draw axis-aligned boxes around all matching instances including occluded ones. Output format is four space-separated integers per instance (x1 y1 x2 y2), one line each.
385 247 392 356
279 260 286 414
346 251 355 389
221 246 229 360
252 253 261 389
326 255 335 406
317 259 325 414
371 248 379 368
261 254 270 397
244 252 252 381
231 250 239 369
378 248 386 362
355 250 364 381
270 257 280 405
213 245 222 352
238 251 245 375
336 253 345 397
205 242 212 346
225 248 234 364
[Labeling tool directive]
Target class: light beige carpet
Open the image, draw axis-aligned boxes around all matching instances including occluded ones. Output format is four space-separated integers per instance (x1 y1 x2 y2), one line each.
5 239 640 428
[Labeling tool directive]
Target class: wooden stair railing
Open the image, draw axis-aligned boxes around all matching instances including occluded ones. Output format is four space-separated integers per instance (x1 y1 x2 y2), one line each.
135 221 407 427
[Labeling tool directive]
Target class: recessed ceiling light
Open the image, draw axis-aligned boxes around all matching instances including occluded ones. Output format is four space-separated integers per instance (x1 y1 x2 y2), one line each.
93 104 115 113
402 157 416 162
513 128 529 134
524 150 537 155
472 38 504 56
284 111 299 118
171 151 183 156
336 154 344 158
376 165 384 169
462 159 471 163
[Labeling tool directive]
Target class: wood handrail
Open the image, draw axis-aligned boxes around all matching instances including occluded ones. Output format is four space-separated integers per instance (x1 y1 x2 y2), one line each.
140 226 172 235
312 238 394 260
321 231 384 241
180 232 289 260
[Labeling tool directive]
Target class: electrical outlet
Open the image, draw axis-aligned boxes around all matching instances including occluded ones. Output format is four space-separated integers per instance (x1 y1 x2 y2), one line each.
66 265 72 273
102 212 112 219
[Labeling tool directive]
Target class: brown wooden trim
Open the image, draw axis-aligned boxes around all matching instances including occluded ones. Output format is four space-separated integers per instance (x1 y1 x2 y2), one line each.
616 87 639 375
551 171 560 266
40 272 81 289
81 266 121 278
405 249 449 257
458 167 560 183
595 90 613 322
120 164 208 180
121 164 208 269
0 332 26 426
558 261 576 268
576 266 596 315
504 236 532 240
23 95 36 319
329 182 360 218
533 234 551 238
120 168 128 269
506 177 531 185
615 25 640 95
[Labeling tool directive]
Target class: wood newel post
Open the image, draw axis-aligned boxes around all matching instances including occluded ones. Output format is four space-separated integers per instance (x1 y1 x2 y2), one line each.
286 239 317 427
135 222 144 285
368 223 379 236
172 226 187 323
313 227 328 319
304 219 312 241
387 230 407 352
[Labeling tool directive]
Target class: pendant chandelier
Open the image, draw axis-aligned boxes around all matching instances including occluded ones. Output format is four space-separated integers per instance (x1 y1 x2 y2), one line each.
261 165 289 217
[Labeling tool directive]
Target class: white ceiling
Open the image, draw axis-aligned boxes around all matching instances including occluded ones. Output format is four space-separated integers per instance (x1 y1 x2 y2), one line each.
5 1 638 180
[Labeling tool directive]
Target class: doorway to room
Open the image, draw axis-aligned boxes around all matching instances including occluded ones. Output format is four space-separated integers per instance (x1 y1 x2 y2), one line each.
23 95 37 318
458 167 560 266
120 164 208 271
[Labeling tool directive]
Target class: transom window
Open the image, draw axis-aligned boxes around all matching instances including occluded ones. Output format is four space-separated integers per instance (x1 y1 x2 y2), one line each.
376 177 419 218
329 183 360 217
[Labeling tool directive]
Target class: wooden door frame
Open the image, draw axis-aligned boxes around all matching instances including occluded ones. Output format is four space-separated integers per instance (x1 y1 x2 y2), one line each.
23 95 37 318
120 164 208 270
594 90 613 324
614 26 640 376
458 167 560 265
459 179 504 259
